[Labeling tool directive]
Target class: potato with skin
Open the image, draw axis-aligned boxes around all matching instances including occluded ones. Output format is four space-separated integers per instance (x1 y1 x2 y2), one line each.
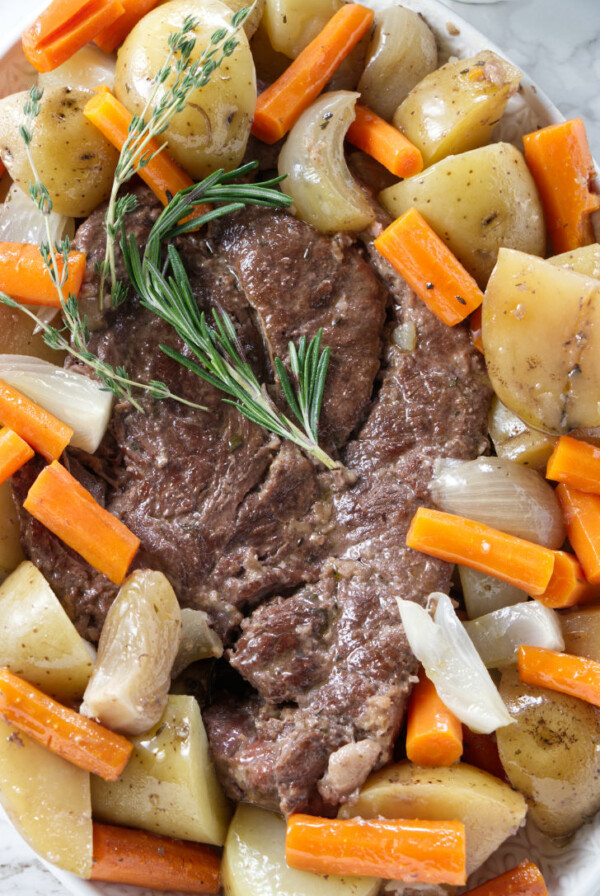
0 87 119 217
115 0 256 180
221 0 265 38
488 396 557 471
393 51 522 167
379 143 545 286
548 242 600 278
338 762 527 876
263 0 343 58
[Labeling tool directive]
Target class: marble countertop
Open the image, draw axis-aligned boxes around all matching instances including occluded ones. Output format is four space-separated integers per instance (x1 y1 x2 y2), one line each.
0 1 599 894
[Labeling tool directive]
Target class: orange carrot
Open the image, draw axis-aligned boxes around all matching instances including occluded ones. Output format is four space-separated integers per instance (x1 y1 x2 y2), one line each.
346 104 423 178
94 0 159 53
537 550 600 609
0 427 34 484
406 671 463 767
461 727 506 781
546 434 600 495
22 0 125 73
523 119 599 254
406 507 555 596
252 4 375 144
0 242 86 308
461 860 549 896
0 380 72 461
24 460 140 585
518 644 600 709
556 483 600 584
286 815 466 885
0 668 132 780
374 208 484 327
469 305 484 353
90 823 221 893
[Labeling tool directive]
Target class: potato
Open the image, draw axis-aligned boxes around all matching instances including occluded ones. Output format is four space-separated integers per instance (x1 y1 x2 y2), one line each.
221 0 265 38
379 144 545 286
37 43 116 91
263 0 343 58
488 396 557 471
0 562 94 701
0 483 24 582
497 667 600 839
338 761 526 876
548 242 600 278
561 605 600 661
0 716 92 876
0 87 119 217
115 0 256 179
91 694 231 846
393 51 521 167
483 248 600 433
222 804 380 896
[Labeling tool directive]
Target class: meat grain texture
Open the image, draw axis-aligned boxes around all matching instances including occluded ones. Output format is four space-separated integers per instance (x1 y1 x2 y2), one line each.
13 191 491 816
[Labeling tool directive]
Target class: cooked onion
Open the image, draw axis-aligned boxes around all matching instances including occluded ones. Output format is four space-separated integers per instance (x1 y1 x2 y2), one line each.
263 0 342 58
397 593 513 733
0 355 112 453
430 456 566 549
171 608 223 679
464 602 564 669
459 566 527 620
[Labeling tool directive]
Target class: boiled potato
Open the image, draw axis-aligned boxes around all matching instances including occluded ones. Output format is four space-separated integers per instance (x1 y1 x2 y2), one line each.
221 0 265 38
483 248 600 433
497 667 600 839
0 716 92 876
0 562 94 701
548 242 600 279
91 694 231 846
263 0 342 58
561 605 600 661
380 143 545 286
115 0 256 179
0 87 119 217
393 51 521 167
338 762 526 876
0 483 24 582
222 804 380 896
488 396 557 471
37 43 115 91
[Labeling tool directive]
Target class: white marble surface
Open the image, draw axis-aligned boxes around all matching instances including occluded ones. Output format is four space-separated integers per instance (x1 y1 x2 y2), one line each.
0 1 599 895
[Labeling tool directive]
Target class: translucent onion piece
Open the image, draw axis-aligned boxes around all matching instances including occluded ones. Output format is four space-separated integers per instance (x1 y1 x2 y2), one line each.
396 594 513 733
37 44 116 92
464 602 564 669
430 456 566 549
263 0 343 59
171 608 223 679
278 91 376 234
459 566 527 620
81 570 181 736
357 7 437 122
0 355 112 453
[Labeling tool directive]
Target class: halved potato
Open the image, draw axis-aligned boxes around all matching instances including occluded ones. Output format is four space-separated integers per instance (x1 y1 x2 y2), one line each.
338 761 526 876
483 248 600 433
548 243 600 279
488 396 557 471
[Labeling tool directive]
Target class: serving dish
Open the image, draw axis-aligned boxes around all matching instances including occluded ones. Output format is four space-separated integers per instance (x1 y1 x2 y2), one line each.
0 0 599 894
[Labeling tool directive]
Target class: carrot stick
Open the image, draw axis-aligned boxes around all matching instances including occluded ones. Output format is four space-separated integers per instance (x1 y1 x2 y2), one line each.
406 507 555 596
90 823 221 893
546 434 600 494
374 208 484 327
94 0 159 53
537 550 600 609
0 668 132 780
406 670 463 767
252 4 375 144
24 460 140 585
346 104 423 178
518 644 600 709
0 242 86 308
523 119 600 254
0 379 73 461
0 427 34 484
461 727 506 781
461 860 549 896
286 815 466 885
469 305 484 353
22 0 125 73
555 483 600 584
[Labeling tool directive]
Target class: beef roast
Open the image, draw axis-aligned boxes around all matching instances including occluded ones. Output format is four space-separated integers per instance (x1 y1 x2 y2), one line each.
13 192 491 815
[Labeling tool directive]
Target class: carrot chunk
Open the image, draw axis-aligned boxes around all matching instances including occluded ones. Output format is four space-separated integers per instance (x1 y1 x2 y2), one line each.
252 4 375 144
285 815 466 885
406 507 555 596
0 427 34 484
406 671 463 767
374 208 484 327
0 668 132 780
556 483 600 584
91 823 221 893
94 0 160 53
22 0 125 73
547 434 600 495
24 460 140 585
346 104 423 178
519 644 600 709
537 550 600 609
523 119 599 253
0 242 86 308
0 379 72 461
462 860 549 896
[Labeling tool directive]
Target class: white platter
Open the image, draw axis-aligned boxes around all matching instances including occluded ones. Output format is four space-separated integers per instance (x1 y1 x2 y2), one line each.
0 1 599 894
